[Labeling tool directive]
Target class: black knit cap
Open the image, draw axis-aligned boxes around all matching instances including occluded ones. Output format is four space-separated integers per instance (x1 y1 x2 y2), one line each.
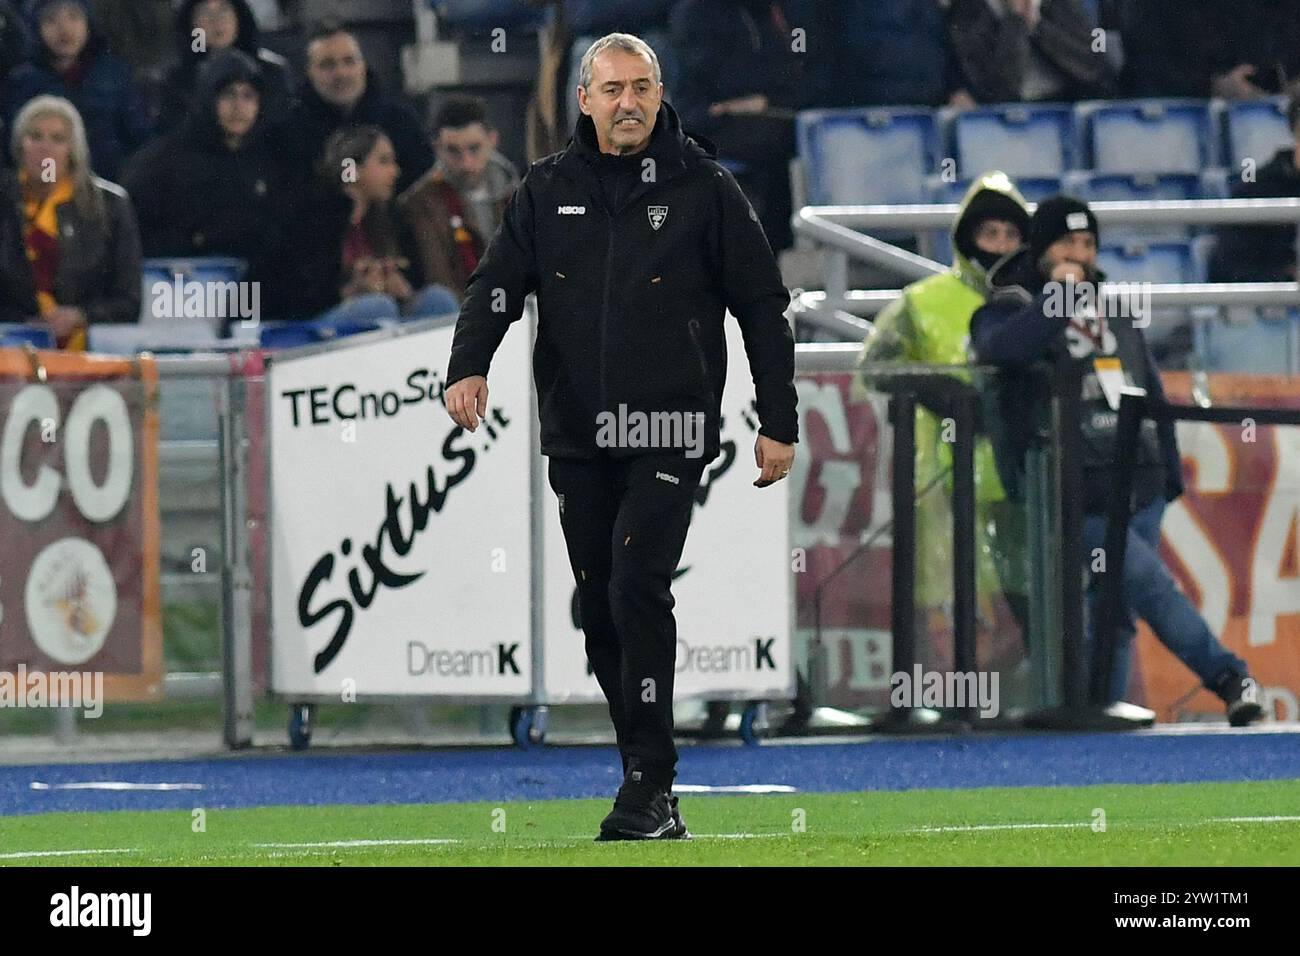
1028 195 1098 264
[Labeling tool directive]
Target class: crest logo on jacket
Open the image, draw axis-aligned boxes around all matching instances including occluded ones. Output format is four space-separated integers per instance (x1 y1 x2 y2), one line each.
647 205 668 231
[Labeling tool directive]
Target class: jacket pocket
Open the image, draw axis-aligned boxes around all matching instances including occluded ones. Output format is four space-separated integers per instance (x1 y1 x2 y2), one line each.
687 317 711 395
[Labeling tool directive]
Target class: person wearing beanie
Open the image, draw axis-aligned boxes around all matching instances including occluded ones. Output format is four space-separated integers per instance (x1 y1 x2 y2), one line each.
970 195 1264 726
2 0 152 181
1025 193 1099 273
854 171 1033 663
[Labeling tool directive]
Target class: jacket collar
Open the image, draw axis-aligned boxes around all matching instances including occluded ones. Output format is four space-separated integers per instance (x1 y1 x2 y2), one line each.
555 100 700 192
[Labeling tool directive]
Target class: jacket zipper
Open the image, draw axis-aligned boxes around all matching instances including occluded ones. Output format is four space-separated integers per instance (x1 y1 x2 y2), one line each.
688 318 710 392
600 214 615 416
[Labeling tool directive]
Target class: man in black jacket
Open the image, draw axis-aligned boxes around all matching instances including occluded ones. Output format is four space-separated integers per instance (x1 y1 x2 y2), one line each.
444 33 798 840
971 196 1262 726
278 21 432 196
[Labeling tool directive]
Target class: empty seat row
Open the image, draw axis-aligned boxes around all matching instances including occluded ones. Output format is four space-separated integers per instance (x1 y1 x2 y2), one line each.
798 97 1294 206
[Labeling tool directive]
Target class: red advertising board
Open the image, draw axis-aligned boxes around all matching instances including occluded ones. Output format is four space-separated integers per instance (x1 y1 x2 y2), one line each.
0 349 163 702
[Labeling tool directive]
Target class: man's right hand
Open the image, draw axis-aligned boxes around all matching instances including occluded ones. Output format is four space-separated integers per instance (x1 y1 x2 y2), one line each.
1212 64 1266 100
446 375 488 431
1050 260 1087 284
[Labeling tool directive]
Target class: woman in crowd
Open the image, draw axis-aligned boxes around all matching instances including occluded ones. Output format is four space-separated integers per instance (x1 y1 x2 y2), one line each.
284 124 458 323
2 0 152 181
0 95 141 349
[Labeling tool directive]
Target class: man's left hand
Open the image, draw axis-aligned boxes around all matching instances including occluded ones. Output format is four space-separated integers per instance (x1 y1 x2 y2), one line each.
45 306 86 342
754 433 794 488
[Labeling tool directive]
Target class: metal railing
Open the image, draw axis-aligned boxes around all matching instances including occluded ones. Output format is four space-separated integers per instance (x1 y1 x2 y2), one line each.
790 198 1300 333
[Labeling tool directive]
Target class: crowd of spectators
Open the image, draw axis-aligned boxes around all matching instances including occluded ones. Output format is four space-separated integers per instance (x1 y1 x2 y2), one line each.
2 0 1299 346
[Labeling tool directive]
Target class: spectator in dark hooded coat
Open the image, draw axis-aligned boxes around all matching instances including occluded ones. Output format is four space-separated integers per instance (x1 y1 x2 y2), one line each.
122 48 291 319
156 0 289 132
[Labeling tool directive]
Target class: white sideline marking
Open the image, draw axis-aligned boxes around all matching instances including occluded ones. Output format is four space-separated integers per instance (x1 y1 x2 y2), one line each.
673 784 798 794
251 839 461 849
698 833 770 839
1214 815 1300 823
910 815 1300 834
912 822 1089 833
30 781 204 791
0 848 136 860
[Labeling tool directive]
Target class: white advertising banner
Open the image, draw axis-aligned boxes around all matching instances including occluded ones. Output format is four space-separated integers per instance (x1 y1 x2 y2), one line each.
269 321 534 697
542 316 794 702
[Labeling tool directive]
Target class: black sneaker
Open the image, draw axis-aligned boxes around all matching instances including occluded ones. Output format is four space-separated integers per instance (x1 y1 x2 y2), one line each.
669 794 691 839
596 771 683 841
1215 674 1264 727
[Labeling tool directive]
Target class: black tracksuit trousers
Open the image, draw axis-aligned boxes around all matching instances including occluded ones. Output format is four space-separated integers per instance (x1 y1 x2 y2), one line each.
547 449 708 791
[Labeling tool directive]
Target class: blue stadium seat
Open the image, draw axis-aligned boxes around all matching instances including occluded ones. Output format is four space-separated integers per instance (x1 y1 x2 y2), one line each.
797 108 939 205
0 325 56 349
1097 240 1200 285
1197 307 1300 374
1078 100 1214 175
1062 171 1200 240
1221 96 1293 171
930 175 1062 205
946 104 1076 179
258 316 390 350
1063 171 1199 204
140 257 249 329
258 322 321 350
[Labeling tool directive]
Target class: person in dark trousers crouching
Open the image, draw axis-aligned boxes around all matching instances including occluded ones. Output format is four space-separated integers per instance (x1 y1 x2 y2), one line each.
970 195 1263 726
444 33 799 840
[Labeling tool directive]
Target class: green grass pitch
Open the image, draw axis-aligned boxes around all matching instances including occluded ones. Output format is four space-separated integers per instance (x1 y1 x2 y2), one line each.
3 780 1298 866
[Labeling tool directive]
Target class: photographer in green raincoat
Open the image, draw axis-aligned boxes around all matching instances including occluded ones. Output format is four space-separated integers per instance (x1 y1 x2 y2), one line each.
852 171 1030 637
